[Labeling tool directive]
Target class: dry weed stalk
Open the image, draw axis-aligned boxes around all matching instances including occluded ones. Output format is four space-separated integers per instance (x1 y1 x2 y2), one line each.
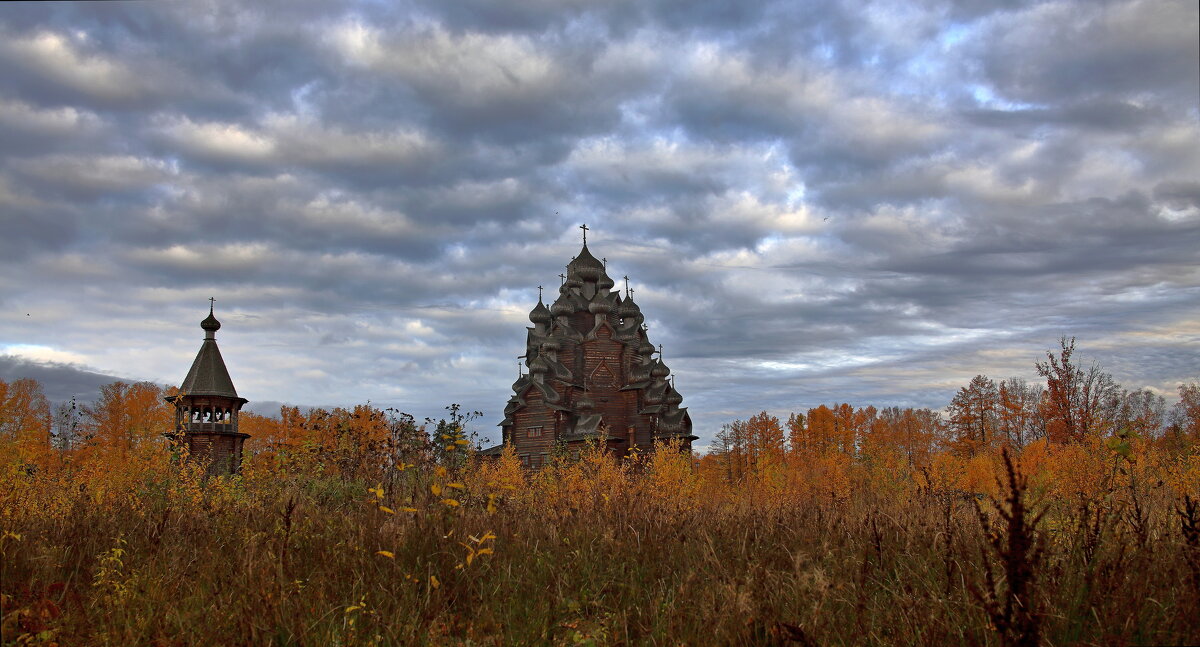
972 448 1046 647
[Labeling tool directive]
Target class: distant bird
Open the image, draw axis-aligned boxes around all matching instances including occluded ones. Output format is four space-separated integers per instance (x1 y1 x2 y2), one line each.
823 217 829 222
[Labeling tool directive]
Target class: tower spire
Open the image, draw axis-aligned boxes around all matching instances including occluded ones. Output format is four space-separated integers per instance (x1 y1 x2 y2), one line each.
201 298 222 340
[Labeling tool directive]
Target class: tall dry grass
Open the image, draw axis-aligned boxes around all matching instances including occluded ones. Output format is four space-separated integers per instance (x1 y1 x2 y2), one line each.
2 437 1199 646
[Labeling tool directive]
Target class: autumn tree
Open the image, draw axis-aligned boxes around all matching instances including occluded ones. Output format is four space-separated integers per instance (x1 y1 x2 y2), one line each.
1035 337 1120 444
1114 388 1166 439
1163 382 1200 454
52 397 84 453
744 411 785 473
832 403 858 456
0 378 53 470
852 405 877 453
803 405 838 454
996 378 1043 449
712 419 749 483
384 407 429 470
429 404 482 470
80 381 172 463
948 375 999 455
239 410 287 453
867 406 941 466
786 412 806 454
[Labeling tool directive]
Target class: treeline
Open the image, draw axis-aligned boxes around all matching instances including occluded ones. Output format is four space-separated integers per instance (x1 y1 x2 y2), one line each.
703 337 1199 498
0 377 479 488
1 336 1197 496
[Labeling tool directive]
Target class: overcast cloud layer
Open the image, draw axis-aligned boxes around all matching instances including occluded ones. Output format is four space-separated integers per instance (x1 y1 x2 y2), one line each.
1 0 1197 447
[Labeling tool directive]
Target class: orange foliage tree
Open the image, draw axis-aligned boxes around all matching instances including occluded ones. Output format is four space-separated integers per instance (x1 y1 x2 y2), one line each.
1035 337 1120 444
947 374 998 455
78 381 172 464
0 378 53 471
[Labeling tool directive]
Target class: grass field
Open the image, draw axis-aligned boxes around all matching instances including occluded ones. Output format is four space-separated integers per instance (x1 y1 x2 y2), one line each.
3 437 1199 646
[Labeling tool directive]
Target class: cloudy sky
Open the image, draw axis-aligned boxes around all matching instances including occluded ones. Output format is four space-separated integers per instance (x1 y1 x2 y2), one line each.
1 0 1197 447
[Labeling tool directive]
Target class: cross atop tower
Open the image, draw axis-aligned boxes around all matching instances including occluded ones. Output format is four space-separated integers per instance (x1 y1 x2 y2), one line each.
537 285 543 301
602 257 607 269
558 273 566 286
623 275 630 296
208 296 216 314
579 223 588 245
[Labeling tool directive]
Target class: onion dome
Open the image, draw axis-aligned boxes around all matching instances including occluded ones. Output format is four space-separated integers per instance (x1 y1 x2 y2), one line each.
664 386 683 406
529 299 552 325
529 356 550 375
643 383 664 405
638 341 655 355
201 307 221 337
588 299 612 315
651 359 670 378
550 294 573 317
597 272 615 292
618 295 642 319
569 245 604 282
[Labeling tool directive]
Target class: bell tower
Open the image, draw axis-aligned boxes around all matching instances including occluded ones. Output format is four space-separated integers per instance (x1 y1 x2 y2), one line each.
165 299 250 476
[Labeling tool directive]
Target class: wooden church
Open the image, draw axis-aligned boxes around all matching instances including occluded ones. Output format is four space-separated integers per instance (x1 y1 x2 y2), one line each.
486 226 695 466
164 301 250 476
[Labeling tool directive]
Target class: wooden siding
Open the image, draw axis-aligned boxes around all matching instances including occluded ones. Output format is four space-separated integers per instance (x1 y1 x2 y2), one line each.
512 390 558 458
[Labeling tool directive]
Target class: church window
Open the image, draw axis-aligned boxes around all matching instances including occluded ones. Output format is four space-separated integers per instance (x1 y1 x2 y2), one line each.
527 426 543 438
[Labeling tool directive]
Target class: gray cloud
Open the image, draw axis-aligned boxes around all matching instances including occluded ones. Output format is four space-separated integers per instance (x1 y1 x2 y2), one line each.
1 0 1197 445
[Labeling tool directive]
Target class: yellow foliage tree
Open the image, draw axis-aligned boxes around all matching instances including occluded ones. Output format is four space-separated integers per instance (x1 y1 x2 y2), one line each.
0 378 53 472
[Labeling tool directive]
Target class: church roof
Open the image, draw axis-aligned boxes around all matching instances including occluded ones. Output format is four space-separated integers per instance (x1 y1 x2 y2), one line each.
179 305 244 400
502 227 693 452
